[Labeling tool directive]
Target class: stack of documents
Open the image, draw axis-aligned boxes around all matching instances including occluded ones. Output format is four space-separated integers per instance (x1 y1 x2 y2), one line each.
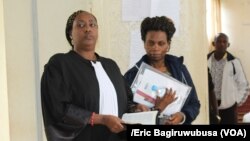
130 62 191 116
122 111 159 125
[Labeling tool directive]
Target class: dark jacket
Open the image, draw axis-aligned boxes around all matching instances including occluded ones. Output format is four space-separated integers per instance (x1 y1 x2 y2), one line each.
124 54 200 124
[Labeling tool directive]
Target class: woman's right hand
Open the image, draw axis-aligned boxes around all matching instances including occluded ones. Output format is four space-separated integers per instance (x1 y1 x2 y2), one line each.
99 115 125 133
154 88 177 112
134 104 150 112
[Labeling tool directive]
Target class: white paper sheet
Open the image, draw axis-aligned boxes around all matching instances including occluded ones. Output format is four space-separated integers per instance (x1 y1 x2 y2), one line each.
131 62 191 116
122 0 180 34
129 30 145 68
122 0 151 21
122 111 159 125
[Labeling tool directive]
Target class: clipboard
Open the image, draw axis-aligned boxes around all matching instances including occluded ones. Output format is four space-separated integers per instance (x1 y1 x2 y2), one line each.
131 62 191 116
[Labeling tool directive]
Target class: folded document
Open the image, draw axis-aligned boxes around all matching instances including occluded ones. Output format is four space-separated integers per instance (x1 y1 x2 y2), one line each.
130 62 191 116
122 111 159 125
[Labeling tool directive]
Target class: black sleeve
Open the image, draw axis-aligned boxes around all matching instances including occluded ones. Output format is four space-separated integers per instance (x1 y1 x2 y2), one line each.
123 67 139 112
124 68 137 86
123 77 137 113
41 57 91 140
180 65 200 124
208 70 214 91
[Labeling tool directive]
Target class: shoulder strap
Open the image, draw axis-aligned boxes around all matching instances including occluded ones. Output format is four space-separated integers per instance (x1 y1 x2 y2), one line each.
231 62 236 75
181 71 188 84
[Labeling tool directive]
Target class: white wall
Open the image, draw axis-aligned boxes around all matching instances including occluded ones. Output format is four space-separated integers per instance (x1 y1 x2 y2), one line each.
221 0 250 83
3 0 38 141
1 0 209 141
177 0 209 124
37 0 91 72
0 0 10 140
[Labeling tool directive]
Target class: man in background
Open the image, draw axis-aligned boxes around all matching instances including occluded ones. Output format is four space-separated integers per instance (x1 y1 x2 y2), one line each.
208 33 249 124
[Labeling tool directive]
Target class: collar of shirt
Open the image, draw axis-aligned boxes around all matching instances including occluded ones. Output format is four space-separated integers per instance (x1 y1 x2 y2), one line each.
211 52 228 62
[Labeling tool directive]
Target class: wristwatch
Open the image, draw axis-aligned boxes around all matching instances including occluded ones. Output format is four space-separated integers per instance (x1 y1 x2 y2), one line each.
150 107 160 111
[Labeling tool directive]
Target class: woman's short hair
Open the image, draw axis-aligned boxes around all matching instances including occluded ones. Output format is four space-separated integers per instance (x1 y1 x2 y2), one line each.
140 16 176 43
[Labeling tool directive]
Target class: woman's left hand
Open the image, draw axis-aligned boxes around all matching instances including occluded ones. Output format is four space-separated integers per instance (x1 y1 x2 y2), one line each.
155 88 177 112
164 112 184 125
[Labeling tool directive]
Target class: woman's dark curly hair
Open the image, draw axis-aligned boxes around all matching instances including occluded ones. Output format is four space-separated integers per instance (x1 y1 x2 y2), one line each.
140 16 176 43
65 10 97 48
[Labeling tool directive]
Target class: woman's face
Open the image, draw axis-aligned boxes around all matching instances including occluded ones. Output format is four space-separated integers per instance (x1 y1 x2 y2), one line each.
71 12 98 51
144 31 170 62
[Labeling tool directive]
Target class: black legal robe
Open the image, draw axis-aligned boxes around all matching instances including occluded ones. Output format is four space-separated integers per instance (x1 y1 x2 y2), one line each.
41 51 133 141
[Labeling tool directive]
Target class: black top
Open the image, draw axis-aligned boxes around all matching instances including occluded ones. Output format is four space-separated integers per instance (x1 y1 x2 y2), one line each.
41 50 133 141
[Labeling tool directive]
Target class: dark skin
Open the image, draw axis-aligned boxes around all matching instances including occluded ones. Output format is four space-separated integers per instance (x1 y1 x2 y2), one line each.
71 12 98 61
71 12 125 133
209 88 220 123
135 88 177 113
145 31 170 72
209 89 219 116
142 31 184 125
209 33 229 123
212 34 230 61
129 31 177 122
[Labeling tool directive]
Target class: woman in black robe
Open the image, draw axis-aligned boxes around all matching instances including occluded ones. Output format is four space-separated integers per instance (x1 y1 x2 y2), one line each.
41 10 131 141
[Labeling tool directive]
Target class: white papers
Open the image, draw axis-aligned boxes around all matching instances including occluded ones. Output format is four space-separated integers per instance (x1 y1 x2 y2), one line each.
129 30 145 68
131 62 191 116
122 0 151 21
122 0 180 26
122 111 159 125
150 0 180 35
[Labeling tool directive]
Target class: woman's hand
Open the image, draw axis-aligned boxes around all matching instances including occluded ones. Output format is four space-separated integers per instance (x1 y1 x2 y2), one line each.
154 88 177 112
94 114 125 133
102 115 125 133
164 112 185 125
